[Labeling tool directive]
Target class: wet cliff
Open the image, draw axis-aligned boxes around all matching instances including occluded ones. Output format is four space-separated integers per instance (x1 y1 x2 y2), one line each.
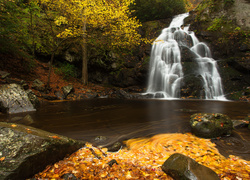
185 0 250 100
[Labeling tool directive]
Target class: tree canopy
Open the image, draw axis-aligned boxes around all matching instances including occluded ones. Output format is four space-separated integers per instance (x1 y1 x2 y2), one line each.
40 0 145 50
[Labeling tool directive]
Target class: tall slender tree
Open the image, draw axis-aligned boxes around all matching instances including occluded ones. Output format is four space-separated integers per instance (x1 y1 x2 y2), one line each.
39 0 147 85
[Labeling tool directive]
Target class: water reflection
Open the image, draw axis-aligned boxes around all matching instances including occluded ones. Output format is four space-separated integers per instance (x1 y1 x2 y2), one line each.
0 99 249 160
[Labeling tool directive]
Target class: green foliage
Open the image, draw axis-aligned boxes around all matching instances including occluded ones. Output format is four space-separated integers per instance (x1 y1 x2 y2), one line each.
0 0 45 57
196 0 214 12
234 27 241 31
207 17 223 31
129 0 186 22
55 62 78 80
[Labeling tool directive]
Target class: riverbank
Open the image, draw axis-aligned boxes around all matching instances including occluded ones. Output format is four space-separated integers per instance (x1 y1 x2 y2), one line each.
32 133 250 179
0 54 147 102
1 54 249 102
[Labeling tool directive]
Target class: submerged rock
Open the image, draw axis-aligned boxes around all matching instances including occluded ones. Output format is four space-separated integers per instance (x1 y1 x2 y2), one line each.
106 142 123 152
8 114 34 126
0 122 85 180
190 113 233 138
0 84 36 114
162 153 220 180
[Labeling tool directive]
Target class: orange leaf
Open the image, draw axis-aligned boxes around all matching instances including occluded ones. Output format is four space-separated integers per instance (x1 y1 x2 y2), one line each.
0 157 5 161
50 136 61 139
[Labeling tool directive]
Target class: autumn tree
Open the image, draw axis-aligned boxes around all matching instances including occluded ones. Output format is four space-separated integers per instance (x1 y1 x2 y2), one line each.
39 0 147 85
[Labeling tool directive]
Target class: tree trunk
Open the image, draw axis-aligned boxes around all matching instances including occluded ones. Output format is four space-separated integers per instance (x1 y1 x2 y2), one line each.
46 52 55 89
81 7 88 85
81 31 88 85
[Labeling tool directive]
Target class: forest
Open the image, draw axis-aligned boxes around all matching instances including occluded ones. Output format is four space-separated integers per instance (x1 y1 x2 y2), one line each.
1 0 250 180
0 0 200 89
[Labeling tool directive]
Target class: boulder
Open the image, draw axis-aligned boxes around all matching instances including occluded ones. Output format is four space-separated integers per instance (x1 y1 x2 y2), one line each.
61 85 74 99
26 89 40 108
54 91 64 100
190 113 233 138
113 89 135 99
32 79 45 91
106 142 123 152
162 153 220 180
0 122 85 180
180 75 204 98
8 114 34 126
0 84 36 114
0 71 10 79
107 159 118 167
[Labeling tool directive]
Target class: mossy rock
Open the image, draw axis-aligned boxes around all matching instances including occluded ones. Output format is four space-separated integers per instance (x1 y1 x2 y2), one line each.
0 122 85 180
190 113 233 138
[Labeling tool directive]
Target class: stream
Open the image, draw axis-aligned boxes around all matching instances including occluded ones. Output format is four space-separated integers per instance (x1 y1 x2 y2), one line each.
0 99 249 160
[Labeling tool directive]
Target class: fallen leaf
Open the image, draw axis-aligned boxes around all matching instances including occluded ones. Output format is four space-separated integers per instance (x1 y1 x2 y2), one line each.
49 136 61 139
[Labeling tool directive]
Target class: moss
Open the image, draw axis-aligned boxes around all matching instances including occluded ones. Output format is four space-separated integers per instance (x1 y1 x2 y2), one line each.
190 113 233 138
207 17 224 31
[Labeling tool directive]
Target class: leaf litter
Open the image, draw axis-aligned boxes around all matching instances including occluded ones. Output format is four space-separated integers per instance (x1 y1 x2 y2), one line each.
33 133 250 180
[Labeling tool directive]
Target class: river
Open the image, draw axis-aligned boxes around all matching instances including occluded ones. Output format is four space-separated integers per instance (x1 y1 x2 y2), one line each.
0 99 249 160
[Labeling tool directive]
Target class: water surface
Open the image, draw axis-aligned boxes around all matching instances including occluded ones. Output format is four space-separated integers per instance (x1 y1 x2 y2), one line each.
0 99 249 160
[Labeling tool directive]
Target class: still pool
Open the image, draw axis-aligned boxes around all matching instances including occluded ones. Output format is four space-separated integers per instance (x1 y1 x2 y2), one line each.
0 99 249 160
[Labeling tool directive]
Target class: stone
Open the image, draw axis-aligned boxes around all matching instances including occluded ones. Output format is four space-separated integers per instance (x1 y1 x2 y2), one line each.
180 75 204 98
190 113 233 138
0 71 10 79
32 79 45 91
113 89 134 99
93 136 108 145
0 84 36 114
108 159 118 167
162 153 220 180
42 95 58 100
62 85 74 99
22 83 29 90
106 142 123 152
55 91 64 100
8 114 34 126
26 89 40 108
61 173 78 180
0 122 85 180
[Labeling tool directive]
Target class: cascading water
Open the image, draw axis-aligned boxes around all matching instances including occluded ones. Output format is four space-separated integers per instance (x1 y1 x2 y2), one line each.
146 13 226 100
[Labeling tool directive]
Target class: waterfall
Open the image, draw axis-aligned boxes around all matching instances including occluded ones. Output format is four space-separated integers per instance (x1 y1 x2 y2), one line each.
146 13 226 100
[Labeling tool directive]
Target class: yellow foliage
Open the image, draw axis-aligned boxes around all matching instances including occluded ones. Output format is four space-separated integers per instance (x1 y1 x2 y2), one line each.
54 16 68 26
40 0 147 49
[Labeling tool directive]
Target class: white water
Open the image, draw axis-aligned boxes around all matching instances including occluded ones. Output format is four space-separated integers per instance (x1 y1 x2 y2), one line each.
146 13 226 100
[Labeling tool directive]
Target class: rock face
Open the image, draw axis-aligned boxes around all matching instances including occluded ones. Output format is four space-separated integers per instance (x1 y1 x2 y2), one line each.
0 84 36 114
0 122 85 180
162 153 220 180
190 113 233 138
185 0 250 99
